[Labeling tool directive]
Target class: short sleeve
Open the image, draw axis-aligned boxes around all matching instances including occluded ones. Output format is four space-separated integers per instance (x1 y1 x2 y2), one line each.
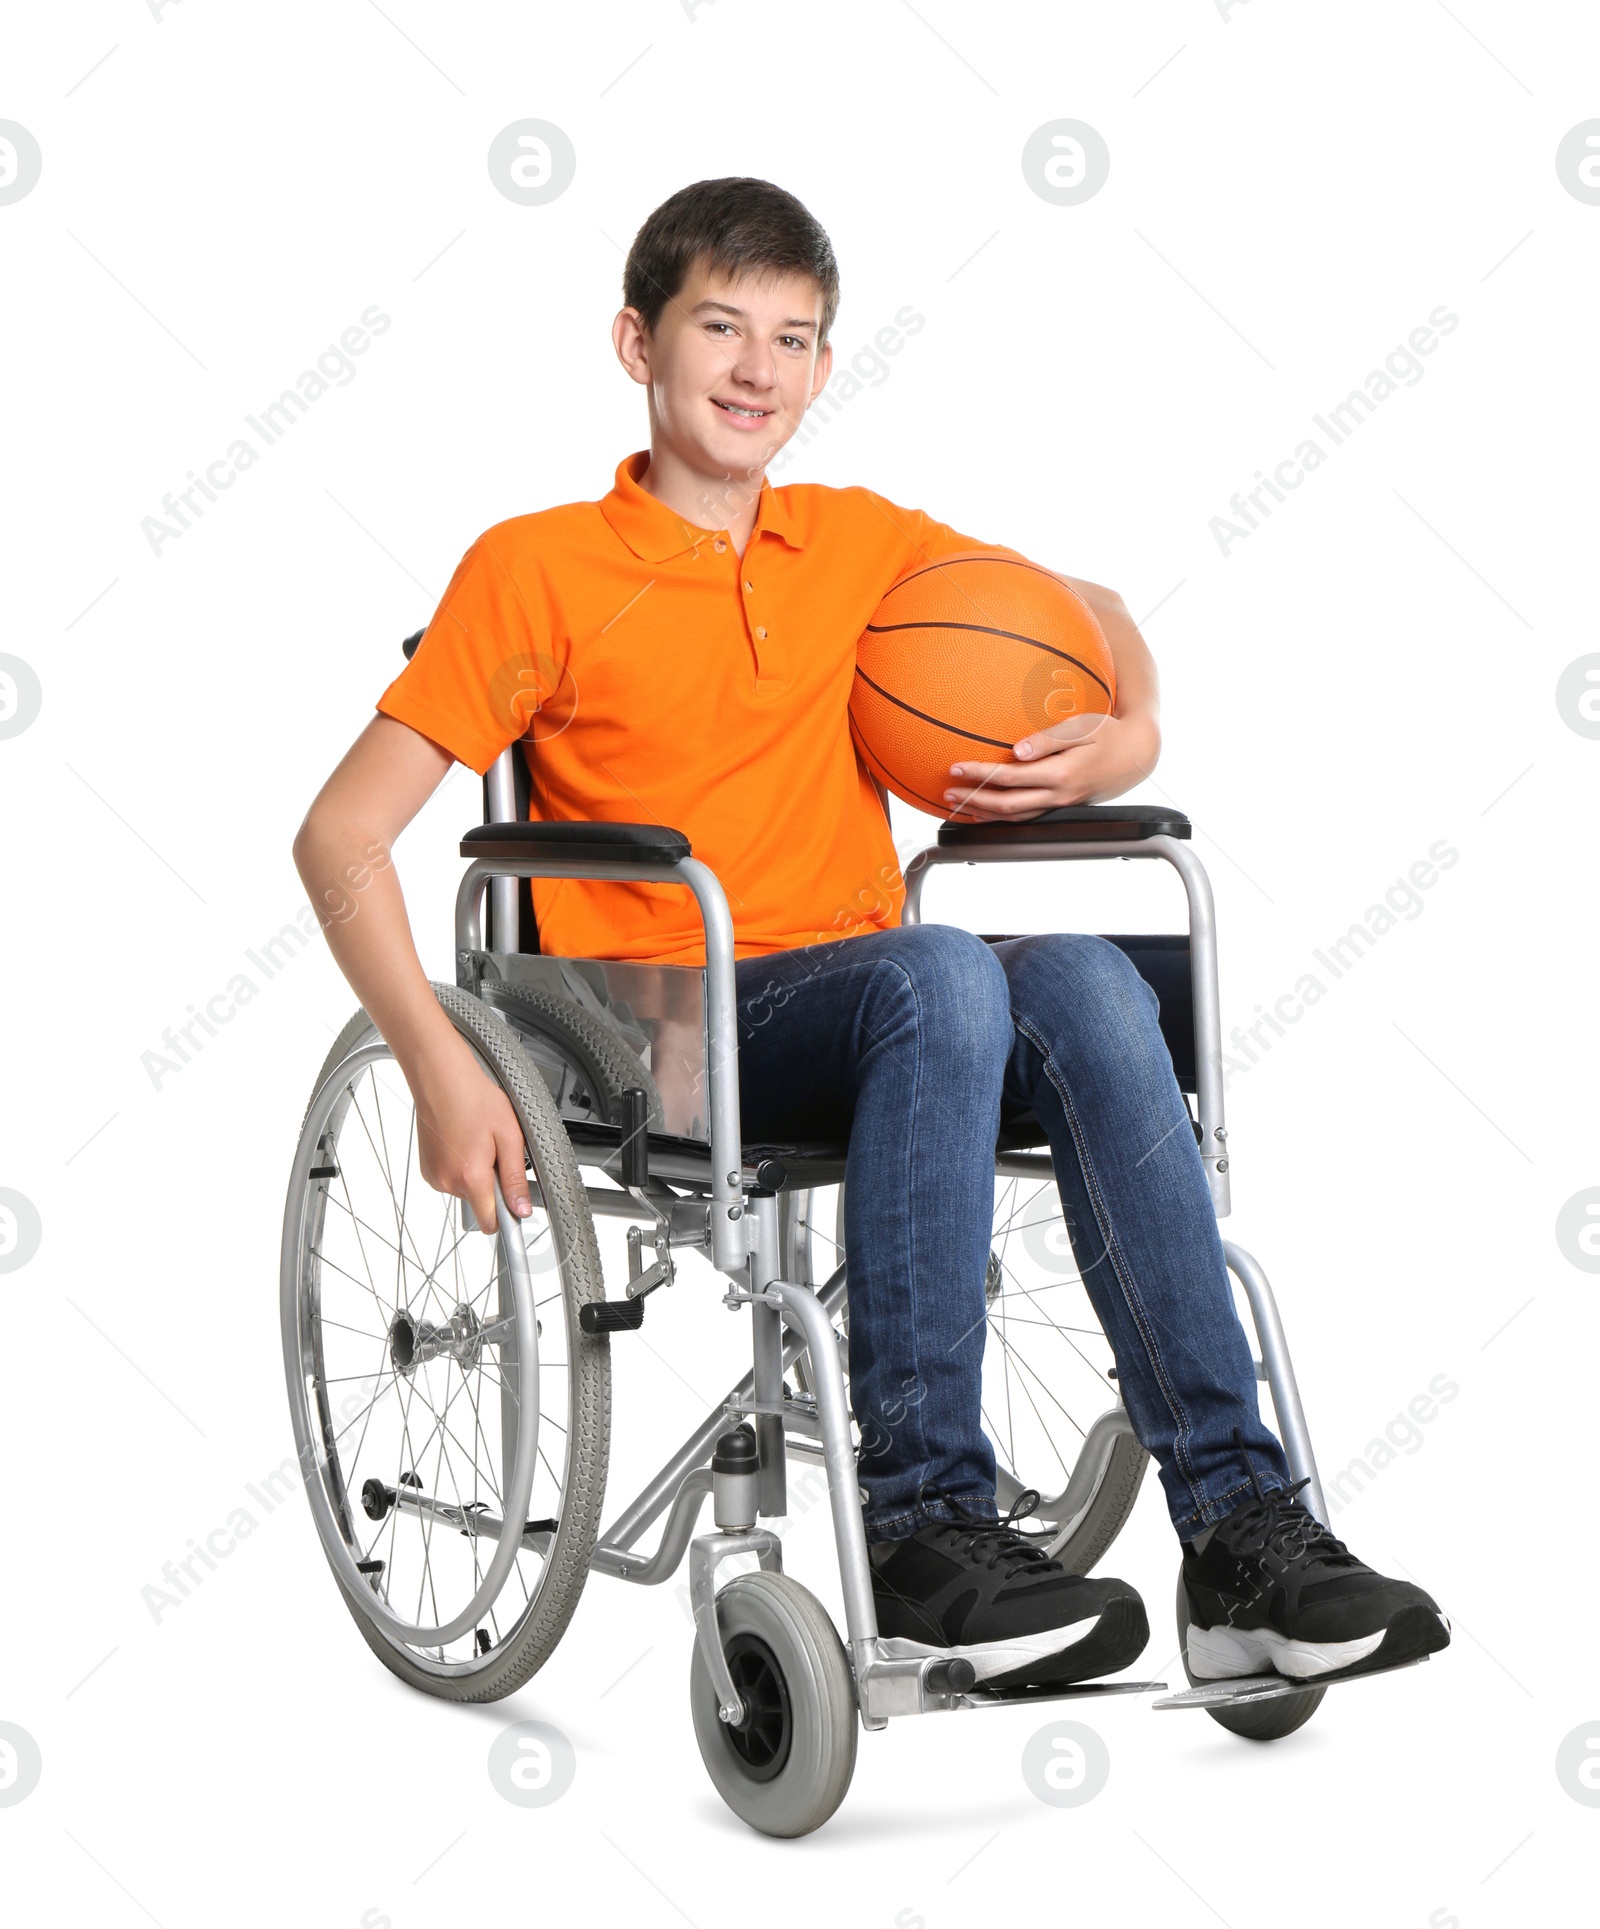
375 533 563 775
859 490 1034 585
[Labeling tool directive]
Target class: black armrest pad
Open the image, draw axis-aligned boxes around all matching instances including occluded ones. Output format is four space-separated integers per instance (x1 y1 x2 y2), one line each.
461 821 692 866
938 803 1191 846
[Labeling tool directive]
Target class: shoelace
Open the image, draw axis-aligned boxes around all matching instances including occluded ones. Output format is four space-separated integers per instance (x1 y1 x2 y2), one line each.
1224 1429 1359 1572
924 1485 1063 1578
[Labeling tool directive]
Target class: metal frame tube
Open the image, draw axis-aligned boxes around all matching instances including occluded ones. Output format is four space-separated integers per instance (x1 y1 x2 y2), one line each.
690 1528 784 1725
454 852 747 1271
592 1470 713 1584
901 833 1230 1216
755 1278 880 1656
591 1261 848 1570
1223 1240 1328 1522
483 748 521 951
747 1195 788 1518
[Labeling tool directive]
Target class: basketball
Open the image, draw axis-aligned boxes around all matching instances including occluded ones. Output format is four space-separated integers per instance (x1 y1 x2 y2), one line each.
849 551 1116 816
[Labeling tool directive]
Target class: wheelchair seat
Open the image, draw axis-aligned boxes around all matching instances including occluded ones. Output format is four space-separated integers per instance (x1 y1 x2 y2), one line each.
459 799 1205 1210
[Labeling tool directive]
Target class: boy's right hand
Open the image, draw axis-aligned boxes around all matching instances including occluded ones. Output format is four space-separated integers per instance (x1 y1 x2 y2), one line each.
408 1031 534 1236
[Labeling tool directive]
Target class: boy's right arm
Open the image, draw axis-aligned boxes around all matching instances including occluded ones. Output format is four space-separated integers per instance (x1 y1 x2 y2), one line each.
292 712 533 1233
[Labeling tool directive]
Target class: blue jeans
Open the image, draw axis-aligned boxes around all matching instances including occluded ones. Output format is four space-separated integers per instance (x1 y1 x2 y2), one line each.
733 925 1290 1543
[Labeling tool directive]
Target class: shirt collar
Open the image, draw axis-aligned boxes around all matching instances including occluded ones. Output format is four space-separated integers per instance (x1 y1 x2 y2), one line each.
599 450 806 562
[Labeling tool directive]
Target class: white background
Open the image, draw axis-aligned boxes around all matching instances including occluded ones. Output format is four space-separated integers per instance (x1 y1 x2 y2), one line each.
2 3 1596 1924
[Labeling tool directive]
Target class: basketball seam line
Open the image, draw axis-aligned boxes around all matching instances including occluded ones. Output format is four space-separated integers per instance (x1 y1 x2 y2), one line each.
853 726 961 817
882 553 1104 653
888 553 1080 597
861 621 1113 699
852 669 1016 750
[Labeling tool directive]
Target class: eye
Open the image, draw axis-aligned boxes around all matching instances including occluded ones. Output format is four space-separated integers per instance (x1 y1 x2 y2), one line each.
779 335 809 351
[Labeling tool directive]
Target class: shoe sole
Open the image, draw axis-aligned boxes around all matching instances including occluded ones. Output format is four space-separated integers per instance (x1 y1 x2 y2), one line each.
984 1593 1151 1691
1187 1604 1452 1684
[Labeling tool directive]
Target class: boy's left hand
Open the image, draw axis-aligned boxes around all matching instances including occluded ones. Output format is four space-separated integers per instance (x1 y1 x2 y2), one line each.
941 709 1161 821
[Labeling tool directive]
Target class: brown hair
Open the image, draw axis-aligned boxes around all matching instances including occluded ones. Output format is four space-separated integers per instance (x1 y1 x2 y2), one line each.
622 177 840 348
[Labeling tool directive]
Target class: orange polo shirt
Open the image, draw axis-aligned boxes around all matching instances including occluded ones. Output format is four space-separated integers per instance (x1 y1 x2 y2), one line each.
377 450 1021 966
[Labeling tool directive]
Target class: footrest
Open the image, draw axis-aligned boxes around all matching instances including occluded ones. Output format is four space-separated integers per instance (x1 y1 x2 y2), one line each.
858 1633 1168 1721
962 1678 1169 1710
579 1298 646 1334
1152 1654 1429 1710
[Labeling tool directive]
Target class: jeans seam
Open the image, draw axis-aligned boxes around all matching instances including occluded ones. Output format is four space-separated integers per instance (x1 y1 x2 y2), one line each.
1174 1476 1260 1538
865 1491 998 1541
1014 1008 1211 1523
856 957 935 1491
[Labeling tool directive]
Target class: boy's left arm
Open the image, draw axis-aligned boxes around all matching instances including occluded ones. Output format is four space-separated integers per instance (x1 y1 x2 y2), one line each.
941 576 1162 821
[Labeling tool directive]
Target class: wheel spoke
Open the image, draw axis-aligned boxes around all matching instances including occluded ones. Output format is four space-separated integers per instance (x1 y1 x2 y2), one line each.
289 1022 596 1674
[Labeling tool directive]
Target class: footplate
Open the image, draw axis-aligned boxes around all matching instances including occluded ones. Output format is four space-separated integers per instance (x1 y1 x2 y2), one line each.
856 1635 1165 1720
1153 1654 1429 1711
960 1678 1169 1712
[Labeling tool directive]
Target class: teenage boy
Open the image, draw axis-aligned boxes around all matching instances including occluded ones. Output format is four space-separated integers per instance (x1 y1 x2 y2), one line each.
294 177 1450 1691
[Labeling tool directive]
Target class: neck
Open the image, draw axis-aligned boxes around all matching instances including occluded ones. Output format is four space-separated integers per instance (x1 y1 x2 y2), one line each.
636 441 768 556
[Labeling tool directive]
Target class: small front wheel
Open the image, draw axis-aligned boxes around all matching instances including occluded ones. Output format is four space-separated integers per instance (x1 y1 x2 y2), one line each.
690 1572 857 1837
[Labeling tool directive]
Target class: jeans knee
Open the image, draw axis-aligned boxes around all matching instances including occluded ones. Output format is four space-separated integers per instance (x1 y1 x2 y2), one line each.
1007 933 1161 1049
870 926 1011 1058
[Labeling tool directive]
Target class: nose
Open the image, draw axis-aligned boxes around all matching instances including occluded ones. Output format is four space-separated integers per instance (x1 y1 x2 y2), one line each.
727 337 777 394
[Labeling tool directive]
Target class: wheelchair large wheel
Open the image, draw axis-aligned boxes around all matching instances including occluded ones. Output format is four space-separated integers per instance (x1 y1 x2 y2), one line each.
280 985 610 1700
1173 1574 1325 1740
818 1176 1148 1575
982 1168 1150 1571
479 976 665 1129
689 1572 857 1838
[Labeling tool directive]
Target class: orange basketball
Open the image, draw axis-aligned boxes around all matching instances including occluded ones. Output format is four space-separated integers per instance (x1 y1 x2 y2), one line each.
850 551 1116 815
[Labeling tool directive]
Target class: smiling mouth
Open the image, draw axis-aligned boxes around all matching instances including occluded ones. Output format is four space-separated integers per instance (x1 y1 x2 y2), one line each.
712 399 773 419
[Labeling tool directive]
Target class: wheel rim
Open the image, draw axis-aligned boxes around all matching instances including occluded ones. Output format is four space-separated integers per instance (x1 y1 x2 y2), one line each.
282 1033 572 1668
721 1633 793 1781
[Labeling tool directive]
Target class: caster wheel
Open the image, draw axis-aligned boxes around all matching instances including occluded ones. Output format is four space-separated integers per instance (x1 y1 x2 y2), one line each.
1175 1574 1325 1741
690 1572 857 1837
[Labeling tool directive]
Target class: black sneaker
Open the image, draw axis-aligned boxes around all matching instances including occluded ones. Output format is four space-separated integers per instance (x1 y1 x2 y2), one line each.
870 1490 1149 1690
1182 1461 1451 1685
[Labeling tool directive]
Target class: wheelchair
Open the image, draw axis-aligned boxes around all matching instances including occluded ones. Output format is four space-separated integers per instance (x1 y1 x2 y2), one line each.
280 630 1344 1837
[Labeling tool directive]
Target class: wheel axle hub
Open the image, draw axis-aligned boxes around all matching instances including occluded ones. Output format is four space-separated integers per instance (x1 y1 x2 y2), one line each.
388 1303 483 1374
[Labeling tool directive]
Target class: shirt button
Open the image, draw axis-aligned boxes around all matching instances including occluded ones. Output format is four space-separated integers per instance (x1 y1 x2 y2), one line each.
713 538 727 553
756 626 768 640
744 580 754 593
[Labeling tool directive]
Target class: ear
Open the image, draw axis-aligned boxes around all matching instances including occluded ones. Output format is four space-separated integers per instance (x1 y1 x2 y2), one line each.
612 307 652 387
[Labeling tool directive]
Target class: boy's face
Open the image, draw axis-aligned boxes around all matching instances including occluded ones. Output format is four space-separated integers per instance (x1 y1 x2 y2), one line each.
614 258 833 489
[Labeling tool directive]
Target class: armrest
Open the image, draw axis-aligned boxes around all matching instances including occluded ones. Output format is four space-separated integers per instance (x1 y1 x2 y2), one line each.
460 820 692 867
937 803 1191 847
